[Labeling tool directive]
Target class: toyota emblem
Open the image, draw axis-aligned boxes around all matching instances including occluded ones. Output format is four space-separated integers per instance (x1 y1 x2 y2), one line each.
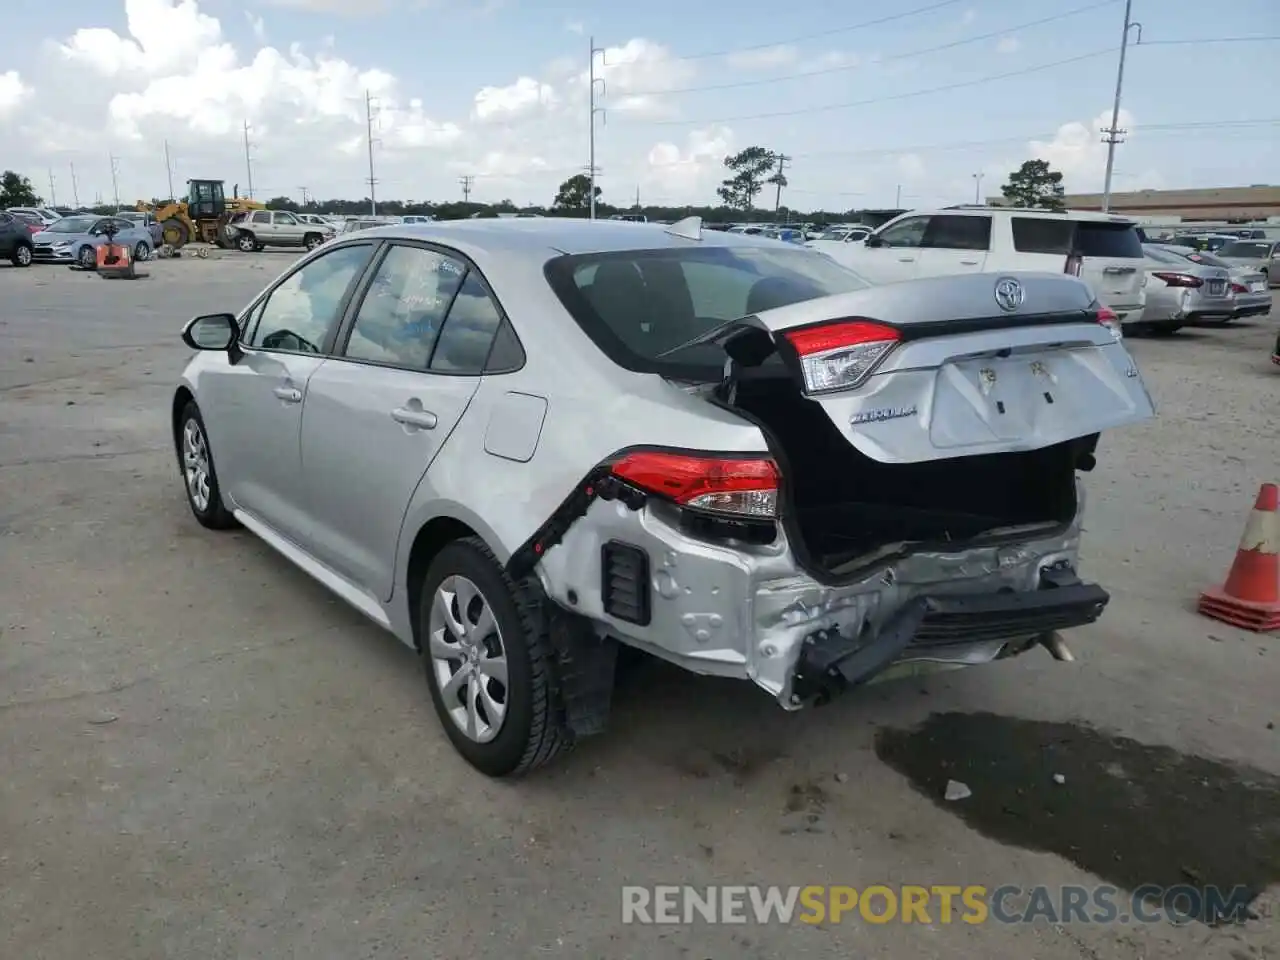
994 277 1025 312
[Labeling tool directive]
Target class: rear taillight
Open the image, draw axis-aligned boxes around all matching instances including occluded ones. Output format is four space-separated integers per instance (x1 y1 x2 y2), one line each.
1230 282 1247 294
1151 271 1203 288
781 320 900 394
610 450 779 518
1095 305 1122 338
1064 253 1083 277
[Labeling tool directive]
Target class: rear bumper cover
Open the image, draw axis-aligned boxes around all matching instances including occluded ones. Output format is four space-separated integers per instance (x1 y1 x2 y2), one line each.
791 568 1108 703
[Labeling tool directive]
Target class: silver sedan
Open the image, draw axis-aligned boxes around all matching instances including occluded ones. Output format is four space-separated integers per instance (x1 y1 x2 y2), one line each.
1136 244 1237 332
1144 244 1271 322
170 218 1153 777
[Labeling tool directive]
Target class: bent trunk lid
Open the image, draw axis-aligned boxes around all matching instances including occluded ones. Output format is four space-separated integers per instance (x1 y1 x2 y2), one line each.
743 272 1156 464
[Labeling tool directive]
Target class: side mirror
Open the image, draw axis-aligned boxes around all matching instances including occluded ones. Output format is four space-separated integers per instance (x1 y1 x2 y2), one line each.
864 234 884 248
182 313 239 351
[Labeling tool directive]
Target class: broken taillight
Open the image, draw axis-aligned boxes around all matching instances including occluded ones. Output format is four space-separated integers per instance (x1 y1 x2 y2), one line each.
781 320 901 394
1095 305 1123 338
610 450 779 518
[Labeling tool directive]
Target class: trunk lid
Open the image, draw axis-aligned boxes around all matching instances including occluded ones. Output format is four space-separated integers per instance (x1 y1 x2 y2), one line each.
729 272 1155 465
1072 220 1147 309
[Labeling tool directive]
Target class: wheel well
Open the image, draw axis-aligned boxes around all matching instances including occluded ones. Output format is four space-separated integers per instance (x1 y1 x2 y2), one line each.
171 387 194 453
405 517 478 649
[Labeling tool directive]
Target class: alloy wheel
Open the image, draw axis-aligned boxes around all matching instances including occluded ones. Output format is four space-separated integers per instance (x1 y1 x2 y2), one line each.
182 418 211 512
79 246 95 269
428 574 509 743
15 245 31 266
134 242 151 262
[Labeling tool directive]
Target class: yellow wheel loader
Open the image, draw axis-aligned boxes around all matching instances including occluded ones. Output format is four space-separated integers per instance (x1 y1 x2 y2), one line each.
149 180 264 252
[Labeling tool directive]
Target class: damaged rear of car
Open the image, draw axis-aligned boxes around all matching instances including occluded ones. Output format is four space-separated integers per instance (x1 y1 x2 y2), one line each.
520 239 1155 709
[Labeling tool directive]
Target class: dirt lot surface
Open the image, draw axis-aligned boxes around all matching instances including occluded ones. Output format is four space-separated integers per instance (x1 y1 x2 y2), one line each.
1 253 1277 960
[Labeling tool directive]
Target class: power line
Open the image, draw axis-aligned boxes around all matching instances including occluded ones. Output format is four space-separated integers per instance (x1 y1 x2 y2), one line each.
629 0 1121 97
588 35 606 220
627 47 1119 127
243 121 255 200
108 154 121 211
1100 0 1140 211
46 168 57 207
459 174 475 201
664 0 967 63
68 162 80 208
365 90 381 216
771 153 791 213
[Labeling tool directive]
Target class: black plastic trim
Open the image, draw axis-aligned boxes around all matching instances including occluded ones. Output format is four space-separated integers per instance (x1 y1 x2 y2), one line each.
600 540 652 625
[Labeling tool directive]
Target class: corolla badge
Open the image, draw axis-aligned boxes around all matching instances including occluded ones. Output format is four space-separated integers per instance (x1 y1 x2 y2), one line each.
993 277 1025 312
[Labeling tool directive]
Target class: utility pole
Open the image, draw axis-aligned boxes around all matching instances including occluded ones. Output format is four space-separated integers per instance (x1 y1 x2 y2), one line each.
164 140 175 201
69 162 80 208
772 153 791 216
365 90 380 216
242 121 255 200
634 185 640 210
895 184 902 207
109 154 121 211
298 186 309 207
459 175 475 203
972 172 984 204
1100 0 1141 212
588 36 606 221
47 168 57 207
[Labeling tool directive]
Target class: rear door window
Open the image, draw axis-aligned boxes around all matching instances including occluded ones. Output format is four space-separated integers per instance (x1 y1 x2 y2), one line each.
922 214 991 251
1011 217 1075 255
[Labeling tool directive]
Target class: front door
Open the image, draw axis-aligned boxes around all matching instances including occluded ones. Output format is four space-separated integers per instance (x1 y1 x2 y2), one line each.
200 242 377 545
913 213 993 276
855 215 930 283
273 211 302 246
300 243 506 598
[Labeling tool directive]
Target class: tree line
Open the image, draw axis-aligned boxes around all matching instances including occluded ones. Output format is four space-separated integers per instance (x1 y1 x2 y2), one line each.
0 154 1065 221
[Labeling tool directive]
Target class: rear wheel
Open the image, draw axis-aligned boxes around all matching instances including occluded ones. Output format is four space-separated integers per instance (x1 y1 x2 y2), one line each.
11 242 32 267
419 537 573 778
304 233 323 251
237 233 257 253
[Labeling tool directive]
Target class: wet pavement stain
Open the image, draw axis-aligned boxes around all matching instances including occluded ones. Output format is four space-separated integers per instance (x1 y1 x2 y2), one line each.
874 712 1280 925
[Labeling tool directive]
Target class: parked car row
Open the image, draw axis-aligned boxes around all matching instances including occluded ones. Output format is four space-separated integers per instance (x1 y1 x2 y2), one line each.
0 210 157 268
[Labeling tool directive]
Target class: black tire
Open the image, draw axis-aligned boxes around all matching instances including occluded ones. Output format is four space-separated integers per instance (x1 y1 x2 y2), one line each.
419 537 573 778
254 243 266 252
237 232 257 253
162 218 189 249
304 233 323 251
11 242 32 267
134 241 151 262
78 245 96 269
176 401 237 530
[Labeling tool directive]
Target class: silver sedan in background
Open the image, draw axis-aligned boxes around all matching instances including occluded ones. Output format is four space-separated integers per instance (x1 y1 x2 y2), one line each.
1144 244 1271 321
1136 244 1236 332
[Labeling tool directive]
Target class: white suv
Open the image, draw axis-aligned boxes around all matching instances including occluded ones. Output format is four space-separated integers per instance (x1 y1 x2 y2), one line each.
822 205 1148 324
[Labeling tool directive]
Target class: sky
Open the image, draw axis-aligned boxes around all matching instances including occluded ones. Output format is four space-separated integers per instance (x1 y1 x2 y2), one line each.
0 0 1275 211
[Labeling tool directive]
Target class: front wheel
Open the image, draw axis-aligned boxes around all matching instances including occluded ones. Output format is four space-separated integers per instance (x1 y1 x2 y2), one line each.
134 242 151 262
237 233 257 253
78 245 96 269
177 401 237 530
420 537 574 778
11 243 32 267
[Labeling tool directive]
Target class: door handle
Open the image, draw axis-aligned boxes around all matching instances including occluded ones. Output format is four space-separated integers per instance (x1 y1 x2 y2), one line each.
391 407 438 430
273 385 303 403
961 259 980 265
898 256 915 262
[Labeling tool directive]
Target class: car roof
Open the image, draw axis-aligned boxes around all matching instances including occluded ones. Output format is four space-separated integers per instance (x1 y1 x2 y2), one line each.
347 218 798 259
926 205 1136 224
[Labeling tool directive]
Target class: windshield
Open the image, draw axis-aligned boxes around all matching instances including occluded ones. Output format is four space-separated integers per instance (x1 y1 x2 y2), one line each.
45 216 96 233
544 243 870 378
1218 241 1271 258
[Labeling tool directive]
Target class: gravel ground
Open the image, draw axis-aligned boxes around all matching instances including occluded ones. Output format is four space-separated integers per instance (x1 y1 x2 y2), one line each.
1 253 1277 960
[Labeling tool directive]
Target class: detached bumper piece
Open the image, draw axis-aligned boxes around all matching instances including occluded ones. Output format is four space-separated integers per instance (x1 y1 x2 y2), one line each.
791 569 1109 704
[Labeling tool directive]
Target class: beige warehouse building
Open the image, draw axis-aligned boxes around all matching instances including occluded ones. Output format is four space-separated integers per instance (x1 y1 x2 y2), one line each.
991 185 1280 221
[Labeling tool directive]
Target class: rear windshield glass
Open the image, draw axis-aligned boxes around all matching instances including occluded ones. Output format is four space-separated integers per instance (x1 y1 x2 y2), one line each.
1011 218 1142 258
1143 246 1187 265
1184 251 1229 269
1218 241 1271 258
544 244 870 378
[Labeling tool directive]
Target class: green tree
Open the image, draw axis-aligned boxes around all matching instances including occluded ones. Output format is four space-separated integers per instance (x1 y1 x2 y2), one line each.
0 171 40 208
1000 159 1066 210
553 174 601 212
716 146 777 215
267 195 299 211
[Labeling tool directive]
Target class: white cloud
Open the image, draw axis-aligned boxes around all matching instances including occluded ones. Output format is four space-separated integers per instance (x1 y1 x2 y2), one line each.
996 36 1020 54
579 38 697 117
58 0 223 76
645 125 733 200
1023 108 1161 193
961 8 976 24
564 20 584 35
473 77 556 122
0 71 29 118
726 45 799 70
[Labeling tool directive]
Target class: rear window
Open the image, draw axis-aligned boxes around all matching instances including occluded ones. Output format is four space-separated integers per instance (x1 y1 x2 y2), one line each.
544 244 870 378
1011 218 1142 258
1143 246 1188 265
1218 241 1271 258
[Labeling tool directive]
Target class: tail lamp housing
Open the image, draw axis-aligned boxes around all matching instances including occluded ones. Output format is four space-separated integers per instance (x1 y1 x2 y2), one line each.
781 320 901 395
1151 271 1203 289
1094 305 1122 338
610 450 780 519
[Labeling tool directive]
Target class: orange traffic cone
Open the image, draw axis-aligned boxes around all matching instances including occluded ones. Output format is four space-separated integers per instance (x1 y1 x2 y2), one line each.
1197 482 1280 632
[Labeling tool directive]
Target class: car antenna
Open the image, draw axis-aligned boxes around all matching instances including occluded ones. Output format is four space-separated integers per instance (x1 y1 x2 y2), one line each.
664 216 702 241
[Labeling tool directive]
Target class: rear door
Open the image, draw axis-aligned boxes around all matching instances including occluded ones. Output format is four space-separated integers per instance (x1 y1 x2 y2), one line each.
913 213 992 276
298 242 499 598
745 271 1155 464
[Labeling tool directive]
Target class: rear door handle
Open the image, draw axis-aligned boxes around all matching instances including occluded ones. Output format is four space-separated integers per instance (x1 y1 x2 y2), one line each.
273 385 302 403
391 407 438 430
898 256 916 262
960 258 980 265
